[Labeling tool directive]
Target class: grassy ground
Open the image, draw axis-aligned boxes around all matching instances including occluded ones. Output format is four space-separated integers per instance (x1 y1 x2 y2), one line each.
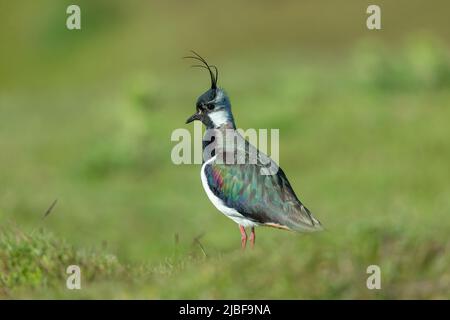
1 1 450 299
1 220 449 299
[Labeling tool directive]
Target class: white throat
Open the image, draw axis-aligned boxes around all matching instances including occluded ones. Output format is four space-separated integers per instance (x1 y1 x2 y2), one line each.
208 110 229 128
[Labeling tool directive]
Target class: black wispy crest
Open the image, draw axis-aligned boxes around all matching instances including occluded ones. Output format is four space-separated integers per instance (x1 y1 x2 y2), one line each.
183 50 218 89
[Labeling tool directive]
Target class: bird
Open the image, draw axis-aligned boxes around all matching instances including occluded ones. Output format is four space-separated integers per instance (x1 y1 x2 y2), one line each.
185 51 323 249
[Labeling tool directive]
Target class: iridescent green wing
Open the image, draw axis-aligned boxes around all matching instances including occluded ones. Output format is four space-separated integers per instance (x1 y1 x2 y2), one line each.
204 160 322 232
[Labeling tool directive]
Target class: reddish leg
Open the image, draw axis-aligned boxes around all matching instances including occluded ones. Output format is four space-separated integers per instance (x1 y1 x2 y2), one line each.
239 225 247 250
249 227 256 249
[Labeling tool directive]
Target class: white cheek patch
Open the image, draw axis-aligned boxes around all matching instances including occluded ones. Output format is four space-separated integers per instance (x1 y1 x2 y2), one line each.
208 110 229 127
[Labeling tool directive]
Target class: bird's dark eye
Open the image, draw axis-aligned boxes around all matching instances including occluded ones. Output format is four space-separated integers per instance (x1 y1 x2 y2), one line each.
206 103 215 110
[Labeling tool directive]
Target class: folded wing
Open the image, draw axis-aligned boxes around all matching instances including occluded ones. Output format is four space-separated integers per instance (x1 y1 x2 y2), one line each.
203 161 323 232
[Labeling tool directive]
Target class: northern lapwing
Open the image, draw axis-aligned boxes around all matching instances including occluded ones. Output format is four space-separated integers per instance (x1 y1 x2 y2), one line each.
185 51 323 249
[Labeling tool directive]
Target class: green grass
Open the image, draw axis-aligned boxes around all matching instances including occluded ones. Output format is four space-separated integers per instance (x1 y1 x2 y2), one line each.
1 1 450 299
0 225 123 298
1 220 449 299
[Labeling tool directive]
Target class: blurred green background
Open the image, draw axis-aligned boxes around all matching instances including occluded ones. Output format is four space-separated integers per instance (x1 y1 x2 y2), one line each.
1 0 450 298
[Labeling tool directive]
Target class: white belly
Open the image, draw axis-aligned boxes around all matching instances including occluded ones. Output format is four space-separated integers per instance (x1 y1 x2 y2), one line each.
200 155 259 228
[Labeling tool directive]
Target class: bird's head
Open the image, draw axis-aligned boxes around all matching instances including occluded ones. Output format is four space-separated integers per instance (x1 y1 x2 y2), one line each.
185 51 235 129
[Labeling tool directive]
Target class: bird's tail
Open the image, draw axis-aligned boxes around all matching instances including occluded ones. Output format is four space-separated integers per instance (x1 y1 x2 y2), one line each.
291 204 323 233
